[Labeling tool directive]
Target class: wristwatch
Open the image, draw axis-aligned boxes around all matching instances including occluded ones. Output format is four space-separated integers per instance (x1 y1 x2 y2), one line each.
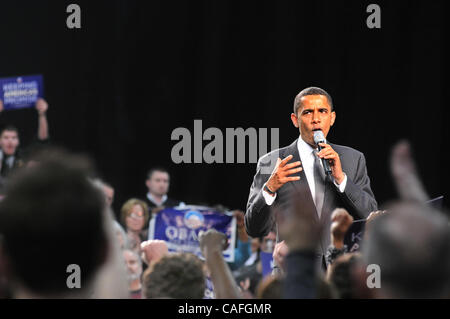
263 183 276 196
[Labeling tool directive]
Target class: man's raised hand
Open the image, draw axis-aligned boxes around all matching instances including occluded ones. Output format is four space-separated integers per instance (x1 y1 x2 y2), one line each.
330 208 354 249
35 98 48 116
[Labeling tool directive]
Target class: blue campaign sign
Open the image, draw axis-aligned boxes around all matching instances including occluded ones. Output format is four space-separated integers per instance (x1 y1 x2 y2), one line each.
260 251 274 277
148 205 236 262
0 75 44 110
344 219 366 252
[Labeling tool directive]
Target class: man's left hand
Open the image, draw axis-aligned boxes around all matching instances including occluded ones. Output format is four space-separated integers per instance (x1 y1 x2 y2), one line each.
317 143 344 184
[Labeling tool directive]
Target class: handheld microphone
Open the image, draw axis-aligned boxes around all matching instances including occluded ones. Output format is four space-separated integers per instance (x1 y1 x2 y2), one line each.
313 130 332 176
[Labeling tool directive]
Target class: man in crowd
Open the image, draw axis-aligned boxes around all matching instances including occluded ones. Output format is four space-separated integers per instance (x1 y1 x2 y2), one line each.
0 150 128 298
144 167 183 216
360 202 450 298
123 249 143 299
0 98 50 176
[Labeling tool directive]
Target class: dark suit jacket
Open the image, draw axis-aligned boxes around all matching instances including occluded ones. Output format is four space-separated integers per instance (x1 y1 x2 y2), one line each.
245 138 378 256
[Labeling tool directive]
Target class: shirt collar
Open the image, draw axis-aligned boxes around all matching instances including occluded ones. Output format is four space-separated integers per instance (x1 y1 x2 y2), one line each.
146 193 168 206
297 136 316 159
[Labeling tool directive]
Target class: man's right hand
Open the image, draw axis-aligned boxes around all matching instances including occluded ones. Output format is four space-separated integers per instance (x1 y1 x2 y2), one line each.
266 155 302 193
199 229 228 257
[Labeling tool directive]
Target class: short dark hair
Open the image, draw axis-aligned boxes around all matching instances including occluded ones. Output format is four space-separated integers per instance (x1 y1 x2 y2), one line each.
293 87 334 116
256 275 283 299
147 167 169 181
0 125 19 137
328 253 362 299
143 253 205 299
0 150 108 296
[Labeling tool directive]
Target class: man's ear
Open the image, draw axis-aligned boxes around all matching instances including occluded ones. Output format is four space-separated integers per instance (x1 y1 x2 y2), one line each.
330 111 336 127
290 113 299 128
145 179 151 189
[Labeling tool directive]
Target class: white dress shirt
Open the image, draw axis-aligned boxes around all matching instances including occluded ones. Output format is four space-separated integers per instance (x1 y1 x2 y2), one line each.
263 137 347 206
146 193 168 206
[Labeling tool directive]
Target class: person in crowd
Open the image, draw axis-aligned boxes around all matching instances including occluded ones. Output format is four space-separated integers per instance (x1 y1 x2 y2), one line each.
228 210 252 271
256 274 284 299
123 249 143 299
246 87 377 270
324 208 354 267
144 167 183 218
0 98 50 192
0 149 128 298
232 231 276 297
199 229 241 299
142 252 206 299
120 198 150 255
326 252 362 299
358 201 450 298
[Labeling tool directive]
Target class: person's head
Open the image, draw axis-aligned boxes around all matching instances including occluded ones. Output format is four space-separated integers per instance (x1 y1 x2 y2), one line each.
120 199 149 232
143 253 205 299
122 249 143 285
0 150 108 297
290 87 336 146
145 167 170 197
327 252 362 299
256 274 283 299
361 201 450 298
0 126 20 156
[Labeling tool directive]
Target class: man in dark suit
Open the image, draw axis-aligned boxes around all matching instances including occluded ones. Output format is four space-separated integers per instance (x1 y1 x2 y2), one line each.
144 167 183 212
245 87 377 267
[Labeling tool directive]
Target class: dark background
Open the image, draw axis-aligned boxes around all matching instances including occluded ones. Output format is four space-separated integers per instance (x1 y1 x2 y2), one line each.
0 0 448 217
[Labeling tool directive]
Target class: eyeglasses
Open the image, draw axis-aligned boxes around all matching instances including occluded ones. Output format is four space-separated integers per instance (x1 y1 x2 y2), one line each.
128 212 144 219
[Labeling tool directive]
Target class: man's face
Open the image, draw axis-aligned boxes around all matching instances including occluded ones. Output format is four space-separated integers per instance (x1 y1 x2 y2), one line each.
123 250 142 282
290 95 336 146
146 171 169 196
0 130 19 156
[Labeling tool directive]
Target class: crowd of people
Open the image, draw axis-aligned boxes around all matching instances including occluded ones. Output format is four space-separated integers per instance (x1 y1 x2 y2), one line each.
0 95 448 299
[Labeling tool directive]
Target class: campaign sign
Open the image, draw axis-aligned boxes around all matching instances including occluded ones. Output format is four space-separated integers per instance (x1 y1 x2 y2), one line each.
344 219 366 252
260 251 274 277
149 206 236 262
0 75 44 110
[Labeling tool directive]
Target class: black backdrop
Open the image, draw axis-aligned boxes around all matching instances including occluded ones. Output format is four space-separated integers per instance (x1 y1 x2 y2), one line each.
0 0 448 217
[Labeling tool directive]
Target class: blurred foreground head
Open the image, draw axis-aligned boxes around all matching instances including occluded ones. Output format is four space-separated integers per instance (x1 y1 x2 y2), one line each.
143 252 205 299
0 149 109 297
362 201 450 298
